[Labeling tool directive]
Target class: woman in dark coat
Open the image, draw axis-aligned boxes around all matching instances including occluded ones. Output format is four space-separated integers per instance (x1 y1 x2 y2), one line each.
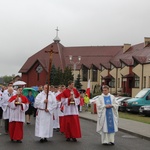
25 90 34 124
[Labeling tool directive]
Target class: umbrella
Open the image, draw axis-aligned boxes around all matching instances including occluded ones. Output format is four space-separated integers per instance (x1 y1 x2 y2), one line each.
32 86 39 91
13 81 26 86
22 87 38 98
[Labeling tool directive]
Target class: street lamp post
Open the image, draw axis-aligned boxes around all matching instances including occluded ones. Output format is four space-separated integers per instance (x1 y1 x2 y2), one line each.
69 55 81 83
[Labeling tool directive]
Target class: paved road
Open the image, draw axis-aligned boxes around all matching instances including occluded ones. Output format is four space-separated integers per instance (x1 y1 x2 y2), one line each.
80 111 150 140
0 118 150 150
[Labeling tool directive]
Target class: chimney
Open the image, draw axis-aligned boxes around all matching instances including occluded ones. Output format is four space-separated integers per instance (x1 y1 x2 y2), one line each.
144 37 150 47
123 44 131 53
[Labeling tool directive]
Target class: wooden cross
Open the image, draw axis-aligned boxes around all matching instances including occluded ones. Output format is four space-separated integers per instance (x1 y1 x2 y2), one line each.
45 44 58 109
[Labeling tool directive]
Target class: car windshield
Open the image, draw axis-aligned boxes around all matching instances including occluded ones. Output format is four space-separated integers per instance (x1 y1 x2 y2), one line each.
117 97 130 102
135 90 148 98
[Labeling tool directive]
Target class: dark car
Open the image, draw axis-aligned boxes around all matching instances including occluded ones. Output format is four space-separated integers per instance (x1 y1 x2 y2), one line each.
118 97 131 111
139 105 150 116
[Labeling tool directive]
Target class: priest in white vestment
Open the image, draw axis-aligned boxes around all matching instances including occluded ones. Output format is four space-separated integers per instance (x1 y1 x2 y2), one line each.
96 85 118 145
34 84 57 143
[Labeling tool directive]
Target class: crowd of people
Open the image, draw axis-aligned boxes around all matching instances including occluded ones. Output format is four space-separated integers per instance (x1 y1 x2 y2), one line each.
0 81 118 145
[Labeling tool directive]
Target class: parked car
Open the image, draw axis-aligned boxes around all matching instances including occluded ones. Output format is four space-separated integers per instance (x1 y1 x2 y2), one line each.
126 88 150 113
139 105 150 116
117 97 131 111
119 99 131 112
115 96 122 101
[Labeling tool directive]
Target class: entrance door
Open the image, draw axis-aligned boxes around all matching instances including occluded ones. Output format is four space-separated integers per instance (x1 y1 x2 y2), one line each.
128 78 133 96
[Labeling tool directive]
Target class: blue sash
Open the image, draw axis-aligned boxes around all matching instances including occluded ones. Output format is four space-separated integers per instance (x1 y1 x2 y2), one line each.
104 96 115 133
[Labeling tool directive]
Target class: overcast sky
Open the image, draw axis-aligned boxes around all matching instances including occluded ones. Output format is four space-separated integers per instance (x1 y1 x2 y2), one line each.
0 0 150 76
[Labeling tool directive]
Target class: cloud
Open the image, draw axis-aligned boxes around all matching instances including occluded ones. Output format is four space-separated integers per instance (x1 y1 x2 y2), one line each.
0 0 150 76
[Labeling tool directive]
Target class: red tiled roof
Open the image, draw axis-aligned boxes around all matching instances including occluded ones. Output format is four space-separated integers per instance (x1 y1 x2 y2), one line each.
19 40 150 74
63 46 123 69
109 60 121 68
19 42 66 73
110 43 150 66
19 43 122 73
120 58 133 66
100 62 110 69
132 56 147 64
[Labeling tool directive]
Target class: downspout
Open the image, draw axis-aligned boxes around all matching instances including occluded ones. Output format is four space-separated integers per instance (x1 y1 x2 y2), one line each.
116 68 118 94
141 64 144 90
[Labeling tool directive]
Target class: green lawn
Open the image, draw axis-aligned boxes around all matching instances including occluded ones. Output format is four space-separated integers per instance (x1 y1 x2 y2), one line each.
119 112 150 124
84 106 150 124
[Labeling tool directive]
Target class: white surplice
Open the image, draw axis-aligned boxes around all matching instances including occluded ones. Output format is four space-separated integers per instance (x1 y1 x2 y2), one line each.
9 97 29 122
1 92 15 119
61 97 80 115
34 91 57 138
53 91 61 129
96 93 118 144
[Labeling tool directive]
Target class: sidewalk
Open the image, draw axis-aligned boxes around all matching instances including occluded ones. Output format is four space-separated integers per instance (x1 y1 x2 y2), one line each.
79 111 150 141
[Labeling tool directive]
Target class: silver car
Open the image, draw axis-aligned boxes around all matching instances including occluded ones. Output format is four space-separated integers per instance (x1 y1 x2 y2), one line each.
139 105 150 116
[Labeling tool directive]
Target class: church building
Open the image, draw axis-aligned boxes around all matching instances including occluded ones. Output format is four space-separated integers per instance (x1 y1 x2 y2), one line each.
19 29 150 97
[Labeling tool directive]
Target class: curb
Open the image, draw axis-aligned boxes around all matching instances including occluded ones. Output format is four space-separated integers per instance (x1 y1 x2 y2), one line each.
118 128 150 141
79 116 97 123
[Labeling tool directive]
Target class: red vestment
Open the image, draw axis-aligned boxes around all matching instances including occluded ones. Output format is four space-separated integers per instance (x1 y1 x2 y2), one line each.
61 88 81 139
8 94 29 141
59 116 65 133
56 93 62 101
9 95 29 103
9 122 23 140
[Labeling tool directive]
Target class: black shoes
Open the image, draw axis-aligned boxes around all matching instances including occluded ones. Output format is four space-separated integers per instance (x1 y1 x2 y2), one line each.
72 138 77 142
66 138 77 142
11 139 22 143
102 143 108 145
110 142 115 145
44 138 48 142
54 128 60 132
40 138 44 143
66 138 70 141
102 142 115 146
56 128 60 132
40 138 48 143
16 140 22 143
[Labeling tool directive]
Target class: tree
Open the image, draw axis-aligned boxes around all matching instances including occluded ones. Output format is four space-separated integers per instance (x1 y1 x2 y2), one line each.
50 65 56 85
3 75 14 85
75 74 82 90
49 65 73 86
53 67 63 85
62 66 74 86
